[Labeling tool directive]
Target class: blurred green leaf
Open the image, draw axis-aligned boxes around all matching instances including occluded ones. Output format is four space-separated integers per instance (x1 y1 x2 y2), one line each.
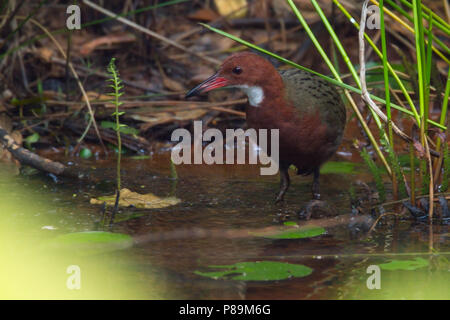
42 231 133 256
265 226 326 240
25 133 40 149
252 225 326 240
195 261 313 281
79 148 93 159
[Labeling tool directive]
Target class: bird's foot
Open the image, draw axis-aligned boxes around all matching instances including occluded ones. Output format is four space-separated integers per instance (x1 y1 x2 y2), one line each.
298 199 336 220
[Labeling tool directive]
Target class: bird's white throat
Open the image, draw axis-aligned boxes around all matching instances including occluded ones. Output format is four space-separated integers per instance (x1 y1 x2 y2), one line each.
236 85 264 107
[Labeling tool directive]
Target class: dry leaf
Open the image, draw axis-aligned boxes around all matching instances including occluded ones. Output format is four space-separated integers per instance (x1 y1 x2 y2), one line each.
80 33 136 56
35 47 54 63
188 8 220 21
214 0 247 18
90 188 181 209
86 91 111 101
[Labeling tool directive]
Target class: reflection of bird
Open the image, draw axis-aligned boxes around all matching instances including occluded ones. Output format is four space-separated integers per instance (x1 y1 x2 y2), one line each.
187 52 346 202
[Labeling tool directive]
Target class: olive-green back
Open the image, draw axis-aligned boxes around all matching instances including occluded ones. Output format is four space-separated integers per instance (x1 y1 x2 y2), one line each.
279 68 346 139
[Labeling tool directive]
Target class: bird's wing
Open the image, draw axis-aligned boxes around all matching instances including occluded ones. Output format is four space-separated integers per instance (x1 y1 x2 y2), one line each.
279 68 346 138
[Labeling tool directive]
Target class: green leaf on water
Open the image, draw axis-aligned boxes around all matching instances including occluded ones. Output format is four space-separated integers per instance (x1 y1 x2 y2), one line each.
320 161 361 174
265 226 326 239
42 231 133 256
379 257 429 271
195 261 313 281
252 224 326 240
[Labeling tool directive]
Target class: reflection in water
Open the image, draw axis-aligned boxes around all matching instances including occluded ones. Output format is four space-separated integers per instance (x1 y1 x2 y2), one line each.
0 152 448 299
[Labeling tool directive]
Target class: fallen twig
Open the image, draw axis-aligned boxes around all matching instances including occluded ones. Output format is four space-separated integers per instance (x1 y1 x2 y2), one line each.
133 213 367 244
0 125 65 175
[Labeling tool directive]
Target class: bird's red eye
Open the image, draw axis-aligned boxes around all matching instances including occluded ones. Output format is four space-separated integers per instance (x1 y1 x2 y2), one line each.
232 66 242 75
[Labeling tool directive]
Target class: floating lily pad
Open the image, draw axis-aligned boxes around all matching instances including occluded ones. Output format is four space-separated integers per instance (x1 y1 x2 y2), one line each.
195 261 313 281
379 257 429 271
266 226 326 239
42 231 133 255
253 224 326 239
90 188 181 209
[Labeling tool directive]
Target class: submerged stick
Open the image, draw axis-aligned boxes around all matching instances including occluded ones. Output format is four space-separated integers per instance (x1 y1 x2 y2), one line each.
133 214 373 244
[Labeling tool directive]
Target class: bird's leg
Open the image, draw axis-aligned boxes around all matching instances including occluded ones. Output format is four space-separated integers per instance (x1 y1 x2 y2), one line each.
275 166 290 203
312 167 321 200
299 167 338 219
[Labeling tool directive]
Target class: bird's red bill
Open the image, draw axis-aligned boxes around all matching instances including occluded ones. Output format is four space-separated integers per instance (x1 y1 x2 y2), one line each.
186 73 228 98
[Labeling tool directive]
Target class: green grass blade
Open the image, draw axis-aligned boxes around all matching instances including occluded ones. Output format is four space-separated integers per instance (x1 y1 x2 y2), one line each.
385 0 450 55
379 0 393 146
436 70 450 152
333 0 422 127
424 16 433 132
412 0 426 122
361 148 386 202
397 0 450 33
286 0 340 81
310 0 361 88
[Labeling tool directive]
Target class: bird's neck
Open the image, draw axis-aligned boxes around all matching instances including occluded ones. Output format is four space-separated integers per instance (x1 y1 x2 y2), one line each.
236 85 265 107
240 74 286 109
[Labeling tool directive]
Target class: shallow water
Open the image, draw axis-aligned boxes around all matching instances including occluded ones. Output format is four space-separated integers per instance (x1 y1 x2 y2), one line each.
0 152 448 299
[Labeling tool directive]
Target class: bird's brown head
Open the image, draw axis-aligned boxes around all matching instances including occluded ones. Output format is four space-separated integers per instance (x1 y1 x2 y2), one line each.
186 52 282 107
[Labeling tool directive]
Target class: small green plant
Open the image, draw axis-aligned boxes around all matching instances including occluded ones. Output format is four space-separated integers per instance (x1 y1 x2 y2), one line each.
106 58 126 224
380 133 408 199
24 132 40 150
361 148 386 202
